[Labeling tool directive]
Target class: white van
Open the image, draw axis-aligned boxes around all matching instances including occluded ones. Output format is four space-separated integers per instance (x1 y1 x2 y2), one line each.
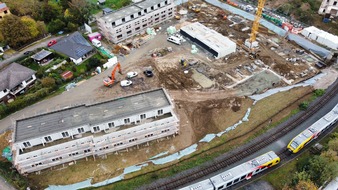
92 39 102 47
167 36 181 45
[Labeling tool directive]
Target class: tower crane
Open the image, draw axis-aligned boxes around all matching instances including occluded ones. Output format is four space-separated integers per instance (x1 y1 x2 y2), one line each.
245 0 267 49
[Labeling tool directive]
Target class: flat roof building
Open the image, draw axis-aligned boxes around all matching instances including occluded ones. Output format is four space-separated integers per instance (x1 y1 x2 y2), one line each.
97 0 175 43
12 88 179 174
180 22 237 59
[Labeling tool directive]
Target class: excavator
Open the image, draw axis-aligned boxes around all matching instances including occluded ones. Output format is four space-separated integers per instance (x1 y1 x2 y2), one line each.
103 62 122 87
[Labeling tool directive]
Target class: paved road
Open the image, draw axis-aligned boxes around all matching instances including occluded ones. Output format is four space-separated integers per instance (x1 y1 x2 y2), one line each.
0 176 16 190
0 35 64 69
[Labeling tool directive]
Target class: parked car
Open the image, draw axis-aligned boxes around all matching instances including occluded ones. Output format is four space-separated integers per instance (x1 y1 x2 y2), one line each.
126 72 138 79
48 40 57 47
23 51 32 55
143 70 154 77
167 36 181 45
120 80 133 87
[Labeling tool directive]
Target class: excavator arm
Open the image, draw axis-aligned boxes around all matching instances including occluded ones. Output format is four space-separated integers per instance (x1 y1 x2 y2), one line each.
103 62 122 87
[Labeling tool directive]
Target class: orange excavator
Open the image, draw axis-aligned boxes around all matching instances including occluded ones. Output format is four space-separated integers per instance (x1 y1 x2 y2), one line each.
103 62 122 87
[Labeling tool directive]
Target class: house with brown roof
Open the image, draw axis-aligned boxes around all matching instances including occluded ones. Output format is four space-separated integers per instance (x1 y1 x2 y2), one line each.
0 63 36 104
0 2 11 20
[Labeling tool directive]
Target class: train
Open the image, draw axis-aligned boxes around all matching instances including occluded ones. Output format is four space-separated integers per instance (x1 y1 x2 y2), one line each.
287 103 338 153
179 151 280 190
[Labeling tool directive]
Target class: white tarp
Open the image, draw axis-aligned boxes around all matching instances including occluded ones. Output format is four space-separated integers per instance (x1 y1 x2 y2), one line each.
103 57 117 69
301 26 338 50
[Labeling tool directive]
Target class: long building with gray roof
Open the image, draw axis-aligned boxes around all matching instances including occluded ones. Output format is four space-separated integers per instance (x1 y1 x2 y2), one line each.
97 0 175 43
12 88 179 174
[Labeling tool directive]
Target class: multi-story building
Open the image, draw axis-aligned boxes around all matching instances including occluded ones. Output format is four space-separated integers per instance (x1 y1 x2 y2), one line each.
97 0 175 43
11 88 179 174
318 0 338 17
0 2 11 20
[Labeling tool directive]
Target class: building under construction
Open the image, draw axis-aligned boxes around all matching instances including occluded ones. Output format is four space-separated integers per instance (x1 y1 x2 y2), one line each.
11 88 179 174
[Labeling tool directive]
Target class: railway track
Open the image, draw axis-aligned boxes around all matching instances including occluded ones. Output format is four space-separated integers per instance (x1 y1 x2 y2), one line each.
139 80 338 190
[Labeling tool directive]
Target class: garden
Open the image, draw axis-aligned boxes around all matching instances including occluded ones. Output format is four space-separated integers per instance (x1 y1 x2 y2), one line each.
0 49 108 120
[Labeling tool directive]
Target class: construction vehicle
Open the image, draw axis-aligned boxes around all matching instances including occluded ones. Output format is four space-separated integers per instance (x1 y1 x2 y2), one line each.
245 0 266 50
103 62 122 87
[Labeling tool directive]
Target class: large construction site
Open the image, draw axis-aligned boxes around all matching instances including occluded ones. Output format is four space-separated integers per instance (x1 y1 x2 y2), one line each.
3 0 338 189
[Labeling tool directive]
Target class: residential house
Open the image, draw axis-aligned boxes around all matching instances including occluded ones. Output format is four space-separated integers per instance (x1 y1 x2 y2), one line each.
97 0 175 44
0 63 36 104
0 2 10 19
318 0 338 17
11 88 179 174
50 32 95 64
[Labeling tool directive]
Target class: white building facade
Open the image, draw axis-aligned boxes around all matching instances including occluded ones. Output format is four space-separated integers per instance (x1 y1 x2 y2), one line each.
318 0 338 16
97 0 175 43
12 89 179 174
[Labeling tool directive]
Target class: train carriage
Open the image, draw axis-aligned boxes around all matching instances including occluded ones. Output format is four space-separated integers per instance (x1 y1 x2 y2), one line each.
287 103 338 153
178 179 214 190
210 151 280 190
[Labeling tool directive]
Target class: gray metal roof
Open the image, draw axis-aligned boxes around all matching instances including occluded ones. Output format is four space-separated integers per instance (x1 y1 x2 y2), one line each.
14 88 171 142
0 63 36 92
100 0 166 23
30 49 52 61
51 31 93 60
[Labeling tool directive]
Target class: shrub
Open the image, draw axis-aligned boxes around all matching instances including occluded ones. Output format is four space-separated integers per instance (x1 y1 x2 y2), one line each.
41 77 56 88
313 89 325 97
299 101 309 110
71 66 77 72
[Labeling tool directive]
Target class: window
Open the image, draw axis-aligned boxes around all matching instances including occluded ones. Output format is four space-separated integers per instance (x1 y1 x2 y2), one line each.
161 129 170 133
334 1 337 6
240 175 246 180
155 18 160 22
51 157 62 162
126 24 131 29
84 149 91 153
78 128 85 133
114 142 123 147
124 118 130 124
165 0 168 4
145 134 154 138
135 27 140 31
138 11 142 15
267 163 273 167
93 126 100 132
44 136 52 142
23 142 31 147
151 6 154 10
323 9 326 13
122 18 125 22
234 178 240 183
129 138 137 142
117 34 122 39
218 186 224 190
143 24 147 27
140 114 146 119
131 15 134 19
112 22 115 26
108 122 115 127
158 3 161 7
158 109 163 115
226 181 232 187
145 9 148 13
127 30 132 35
162 15 166 18
61 131 69 138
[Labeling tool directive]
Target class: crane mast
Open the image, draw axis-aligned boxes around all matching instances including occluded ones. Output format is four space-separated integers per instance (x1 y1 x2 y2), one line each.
246 0 266 49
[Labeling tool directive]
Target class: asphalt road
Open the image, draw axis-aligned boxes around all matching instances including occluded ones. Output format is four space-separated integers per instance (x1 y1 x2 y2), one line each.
0 176 17 190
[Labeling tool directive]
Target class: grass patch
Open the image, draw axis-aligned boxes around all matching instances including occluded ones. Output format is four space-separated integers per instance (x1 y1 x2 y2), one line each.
88 0 132 14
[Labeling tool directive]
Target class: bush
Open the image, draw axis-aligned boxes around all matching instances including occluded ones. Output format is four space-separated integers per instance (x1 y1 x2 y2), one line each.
87 57 101 70
313 89 325 97
41 77 56 88
71 65 77 72
299 101 309 110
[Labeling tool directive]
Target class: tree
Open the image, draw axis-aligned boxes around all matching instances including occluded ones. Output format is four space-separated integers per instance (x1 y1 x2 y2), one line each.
299 101 309 110
41 77 56 88
328 137 338 152
47 19 66 34
307 156 338 186
2 0 42 19
67 22 79 32
41 1 63 23
0 15 32 48
21 16 39 38
36 21 48 36
68 0 91 24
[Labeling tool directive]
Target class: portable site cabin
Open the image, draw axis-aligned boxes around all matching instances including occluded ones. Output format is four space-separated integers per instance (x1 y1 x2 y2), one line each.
180 22 236 59
88 32 102 42
301 26 338 50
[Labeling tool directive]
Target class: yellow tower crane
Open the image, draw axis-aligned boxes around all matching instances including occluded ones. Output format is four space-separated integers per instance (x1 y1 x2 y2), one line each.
245 0 267 49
